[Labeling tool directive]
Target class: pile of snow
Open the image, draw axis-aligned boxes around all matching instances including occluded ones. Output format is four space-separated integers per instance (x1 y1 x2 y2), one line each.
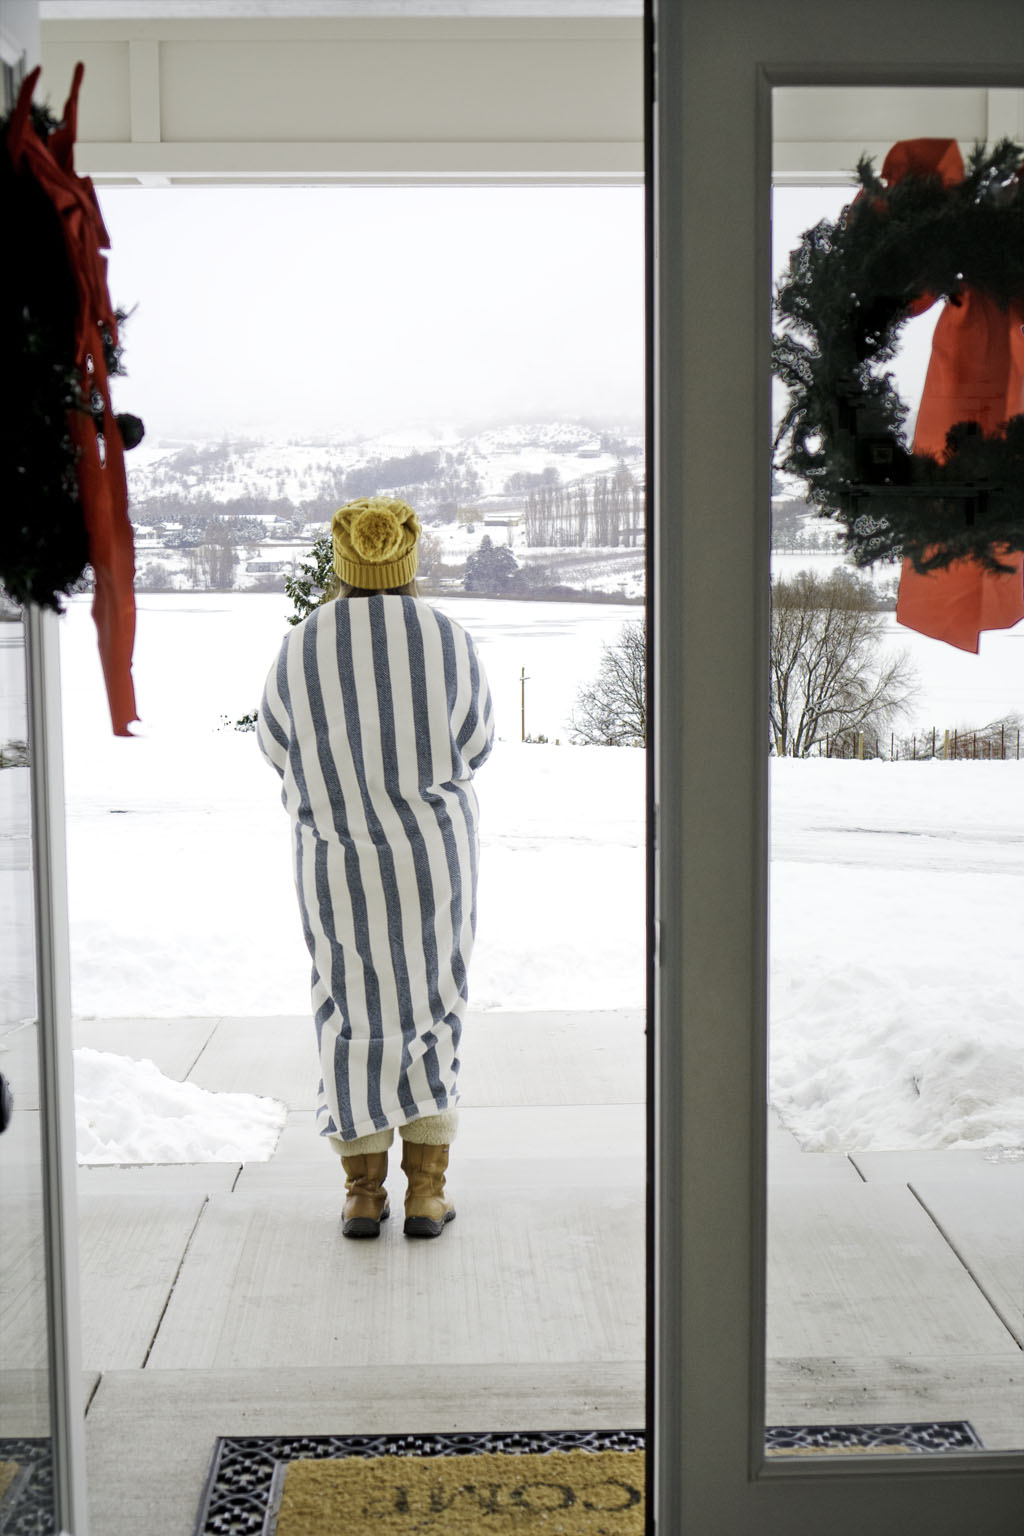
770 759 1024 1156
74 1048 286 1164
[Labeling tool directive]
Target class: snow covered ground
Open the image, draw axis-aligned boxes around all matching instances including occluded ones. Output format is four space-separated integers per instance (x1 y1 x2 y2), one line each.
12 593 1023 1160
771 758 1024 1155
57 593 644 1027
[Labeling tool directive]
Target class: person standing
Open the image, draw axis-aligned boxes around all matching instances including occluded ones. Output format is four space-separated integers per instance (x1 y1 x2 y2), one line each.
257 497 494 1238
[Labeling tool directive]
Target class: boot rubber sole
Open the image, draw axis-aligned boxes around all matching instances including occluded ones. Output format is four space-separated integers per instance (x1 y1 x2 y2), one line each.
403 1208 456 1239
342 1205 390 1239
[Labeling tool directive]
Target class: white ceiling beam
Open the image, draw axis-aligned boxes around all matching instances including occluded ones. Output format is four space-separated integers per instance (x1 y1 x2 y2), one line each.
772 83 1024 184
40 15 1024 189
128 37 160 140
40 14 643 185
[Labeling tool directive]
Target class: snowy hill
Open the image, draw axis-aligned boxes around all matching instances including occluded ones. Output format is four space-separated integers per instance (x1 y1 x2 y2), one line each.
124 419 646 601
126 420 641 509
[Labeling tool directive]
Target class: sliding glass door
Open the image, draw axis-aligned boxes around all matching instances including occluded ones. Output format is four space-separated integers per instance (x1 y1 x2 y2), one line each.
1 17 89 1532
652 1 1024 1528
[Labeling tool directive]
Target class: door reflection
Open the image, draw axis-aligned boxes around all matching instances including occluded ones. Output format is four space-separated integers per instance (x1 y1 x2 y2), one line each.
767 91 1024 1454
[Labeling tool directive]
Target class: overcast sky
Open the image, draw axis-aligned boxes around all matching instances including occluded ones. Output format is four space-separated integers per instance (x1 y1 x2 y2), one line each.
98 179 938 446
100 184 646 443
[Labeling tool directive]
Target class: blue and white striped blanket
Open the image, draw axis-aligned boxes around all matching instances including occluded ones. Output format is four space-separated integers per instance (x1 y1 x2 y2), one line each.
257 595 493 1141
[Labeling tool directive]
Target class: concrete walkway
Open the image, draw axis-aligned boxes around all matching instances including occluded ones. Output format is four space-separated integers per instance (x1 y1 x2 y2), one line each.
3 1010 1022 1535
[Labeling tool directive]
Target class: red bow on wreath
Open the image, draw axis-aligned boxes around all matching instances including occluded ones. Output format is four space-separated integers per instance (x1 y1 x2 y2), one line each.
885 139 1024 652
9 63 138 733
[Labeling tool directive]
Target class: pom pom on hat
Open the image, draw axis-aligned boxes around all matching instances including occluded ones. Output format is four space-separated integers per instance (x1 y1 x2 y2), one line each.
331 497 421 590
349 506 407 564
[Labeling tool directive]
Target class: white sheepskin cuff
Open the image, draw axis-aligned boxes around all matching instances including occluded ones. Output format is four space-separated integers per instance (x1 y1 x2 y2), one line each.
330 1126 394 1157
399 1110 459 1145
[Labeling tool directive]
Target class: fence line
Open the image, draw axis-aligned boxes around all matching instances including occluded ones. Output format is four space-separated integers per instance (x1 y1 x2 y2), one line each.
815 726 1022 761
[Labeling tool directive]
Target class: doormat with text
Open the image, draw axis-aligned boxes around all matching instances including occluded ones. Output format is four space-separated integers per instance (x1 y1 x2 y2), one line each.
192 1423 981 1535
273 1447 644 1534
0 1438 53 1536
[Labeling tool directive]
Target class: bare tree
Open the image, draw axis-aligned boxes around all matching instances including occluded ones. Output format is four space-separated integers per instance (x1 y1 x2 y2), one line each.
570 619 647 746
568 573 912 756
770 569 917 756
415 530 442 583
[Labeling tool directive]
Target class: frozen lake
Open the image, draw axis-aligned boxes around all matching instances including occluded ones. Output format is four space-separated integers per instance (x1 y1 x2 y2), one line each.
59 592 642 747
55 587 1023 753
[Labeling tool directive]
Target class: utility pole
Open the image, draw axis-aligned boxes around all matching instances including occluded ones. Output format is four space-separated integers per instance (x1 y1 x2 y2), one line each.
520 666 528 742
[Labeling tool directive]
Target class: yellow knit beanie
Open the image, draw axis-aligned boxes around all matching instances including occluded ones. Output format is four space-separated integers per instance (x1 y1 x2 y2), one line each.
331 497 421 591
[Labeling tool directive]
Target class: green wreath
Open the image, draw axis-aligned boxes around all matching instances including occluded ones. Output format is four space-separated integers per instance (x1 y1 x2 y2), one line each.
772 140 1024 573
1 98 143 610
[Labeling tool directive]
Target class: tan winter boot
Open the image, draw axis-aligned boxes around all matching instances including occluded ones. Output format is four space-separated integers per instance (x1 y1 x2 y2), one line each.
401 1141 455 1238
341 1150 390 1238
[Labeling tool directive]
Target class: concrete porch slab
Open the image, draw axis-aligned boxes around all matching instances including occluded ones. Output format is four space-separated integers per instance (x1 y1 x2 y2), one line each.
459 1010 645 1107
4 1191 208 1373
234 1103 646 1190
911 1175 1024 1347
177 1010 647 1112
767 1354 1024 1453
145 1179 644 1372
852 1149 1024 1182
71 1017 218 1081
0 1372 101 1438
182 1016 318 1108
84 1363 644 1536
767 1184 1018 1358
78 1163 240 1196
76 1192 210 1371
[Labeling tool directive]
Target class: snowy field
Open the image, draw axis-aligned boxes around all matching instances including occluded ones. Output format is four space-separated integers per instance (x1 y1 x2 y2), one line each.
771 758 1024 1154
56 593 645 1027
4 593 1023 1160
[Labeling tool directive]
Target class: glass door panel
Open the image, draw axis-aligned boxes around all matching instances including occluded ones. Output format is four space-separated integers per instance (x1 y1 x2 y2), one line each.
653 1 1024 1526
767 83 1024 1458
0 607 57 1531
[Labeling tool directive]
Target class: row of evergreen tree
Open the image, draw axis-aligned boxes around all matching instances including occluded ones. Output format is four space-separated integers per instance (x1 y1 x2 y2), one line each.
524 466 644 548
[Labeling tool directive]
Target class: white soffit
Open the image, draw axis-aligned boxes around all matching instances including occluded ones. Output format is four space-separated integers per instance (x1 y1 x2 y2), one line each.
38 10 1024 187
773 84 1024 185
39 2 643 17
38 11 644 184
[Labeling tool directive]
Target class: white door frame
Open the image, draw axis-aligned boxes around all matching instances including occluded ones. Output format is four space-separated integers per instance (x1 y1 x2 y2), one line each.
25 609 90 1536
25 1 1024 1527
651 1 1024 1528
3 3 91 1531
